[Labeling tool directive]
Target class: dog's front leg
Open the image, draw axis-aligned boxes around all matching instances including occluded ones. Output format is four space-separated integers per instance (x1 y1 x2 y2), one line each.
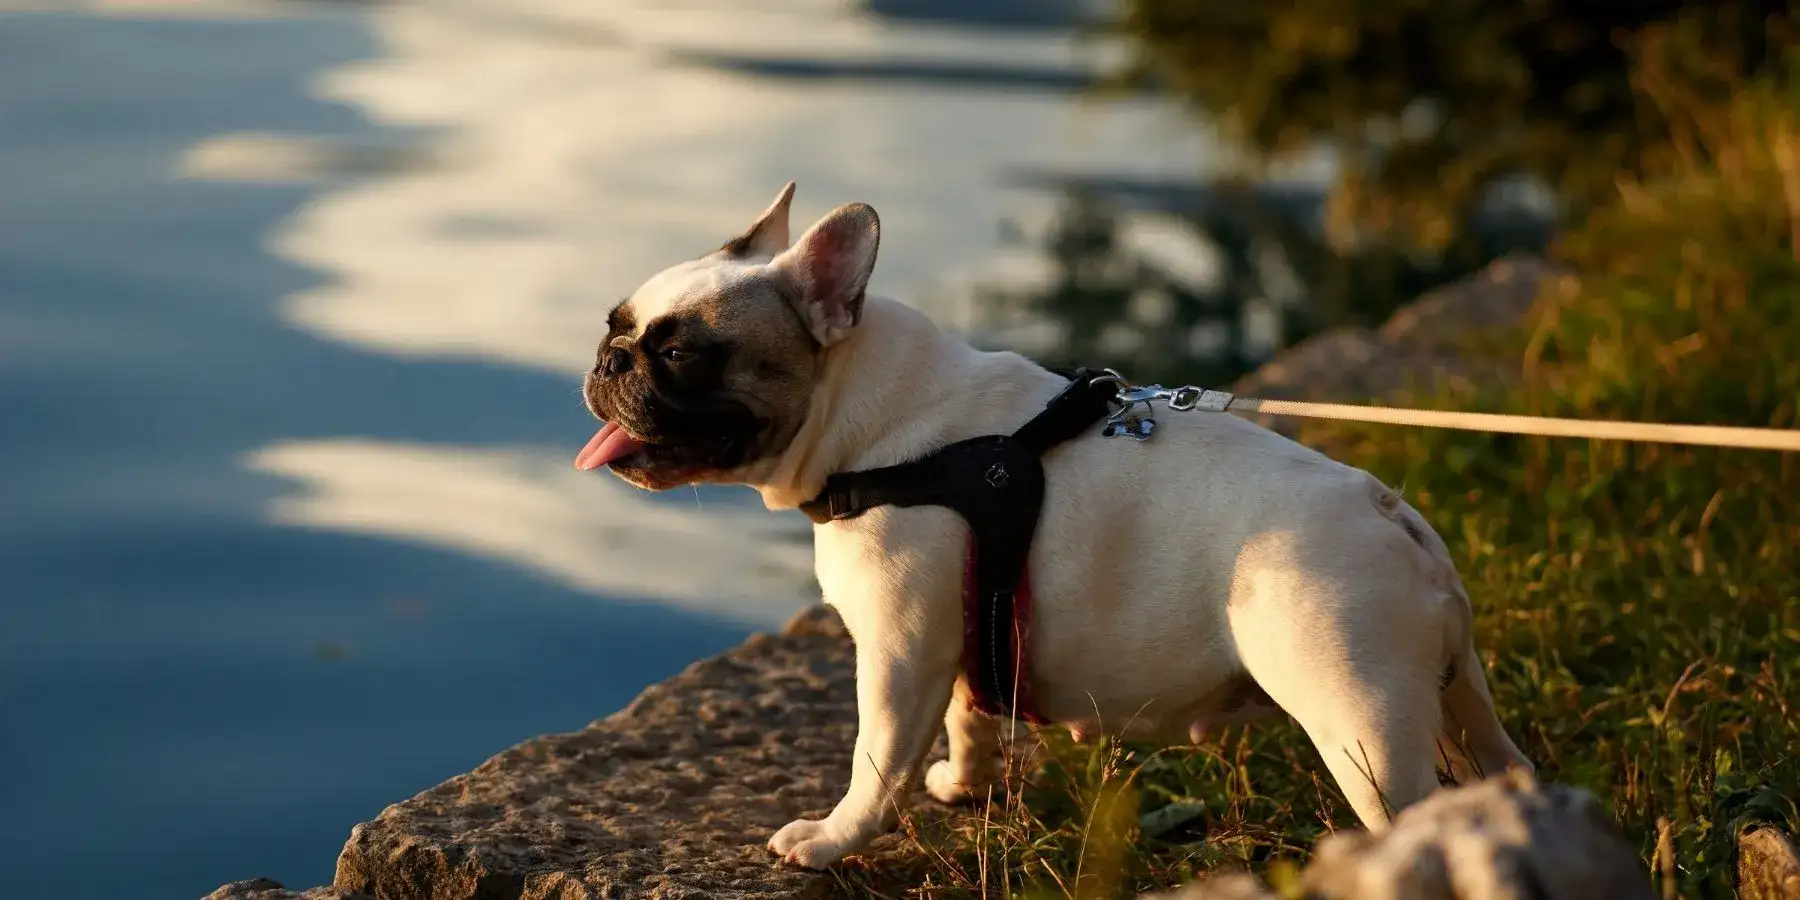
770 630 957 868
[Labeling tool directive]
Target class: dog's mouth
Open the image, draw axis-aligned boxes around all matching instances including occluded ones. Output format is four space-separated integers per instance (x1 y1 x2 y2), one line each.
571 419 722 488
573 389 766 488
573 420 649 471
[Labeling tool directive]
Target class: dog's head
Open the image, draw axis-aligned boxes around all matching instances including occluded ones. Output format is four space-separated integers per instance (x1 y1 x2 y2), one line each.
576 183 880 490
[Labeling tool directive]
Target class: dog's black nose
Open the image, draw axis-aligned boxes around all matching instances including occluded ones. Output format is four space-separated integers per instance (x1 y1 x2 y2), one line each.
601 346 632 376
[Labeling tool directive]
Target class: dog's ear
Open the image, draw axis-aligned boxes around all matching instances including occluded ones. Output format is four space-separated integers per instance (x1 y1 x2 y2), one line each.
770 202 880 347
719 181 797 259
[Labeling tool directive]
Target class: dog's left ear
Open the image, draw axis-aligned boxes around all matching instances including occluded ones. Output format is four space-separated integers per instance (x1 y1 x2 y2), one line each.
770 202 880 346
720 181 797 259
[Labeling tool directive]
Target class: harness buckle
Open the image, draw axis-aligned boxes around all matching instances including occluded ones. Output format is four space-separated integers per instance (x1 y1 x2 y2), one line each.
827 491 859 520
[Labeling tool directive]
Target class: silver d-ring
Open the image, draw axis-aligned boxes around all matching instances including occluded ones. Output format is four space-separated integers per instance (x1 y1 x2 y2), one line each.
1087 370 1126 392
1167 386 1202 411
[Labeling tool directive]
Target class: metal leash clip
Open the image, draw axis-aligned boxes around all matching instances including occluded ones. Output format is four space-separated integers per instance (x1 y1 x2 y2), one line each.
1167 386 1236 412
1100 380 1238 441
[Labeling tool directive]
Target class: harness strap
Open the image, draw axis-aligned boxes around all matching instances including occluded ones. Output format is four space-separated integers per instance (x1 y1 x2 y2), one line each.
799 369 1119 722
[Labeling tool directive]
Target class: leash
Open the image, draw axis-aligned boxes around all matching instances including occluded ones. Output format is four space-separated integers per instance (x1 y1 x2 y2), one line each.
1093 375 1800 452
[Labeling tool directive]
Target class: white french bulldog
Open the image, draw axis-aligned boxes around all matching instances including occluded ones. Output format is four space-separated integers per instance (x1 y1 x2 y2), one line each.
576 184 1533 869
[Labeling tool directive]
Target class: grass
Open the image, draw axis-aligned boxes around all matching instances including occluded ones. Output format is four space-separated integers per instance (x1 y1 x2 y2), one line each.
829 32 1800 900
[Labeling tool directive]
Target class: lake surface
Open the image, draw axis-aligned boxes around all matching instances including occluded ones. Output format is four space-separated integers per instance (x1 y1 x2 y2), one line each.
0 2 1220 896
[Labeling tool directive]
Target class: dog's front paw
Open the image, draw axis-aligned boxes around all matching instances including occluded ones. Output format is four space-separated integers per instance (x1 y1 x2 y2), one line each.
924 760 986 805
768 817 856 869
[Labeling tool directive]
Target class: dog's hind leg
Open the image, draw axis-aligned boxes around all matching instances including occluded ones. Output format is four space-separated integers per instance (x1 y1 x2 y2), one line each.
1244 645 1444 829
1229 534 1449 829
925 679 1001 804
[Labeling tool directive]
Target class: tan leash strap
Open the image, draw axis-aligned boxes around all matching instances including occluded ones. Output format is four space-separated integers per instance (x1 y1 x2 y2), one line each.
1224 396 1800 452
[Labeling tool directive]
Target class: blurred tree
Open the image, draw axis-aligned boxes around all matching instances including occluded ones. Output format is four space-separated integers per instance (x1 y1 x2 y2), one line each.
976 177 1547 386
978 190 1276 388
1115 0 1793 250
975 1 1790 386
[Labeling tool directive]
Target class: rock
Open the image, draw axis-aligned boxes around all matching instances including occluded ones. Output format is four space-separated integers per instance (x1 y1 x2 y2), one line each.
203 878 372 900
328 611 856 900
1230 254 1554 440
1138 872 1276 900
1142 772 1653 900
1740 826 1800 900
1374 255 1554 352
781 603 851 640
1299 771 1652 900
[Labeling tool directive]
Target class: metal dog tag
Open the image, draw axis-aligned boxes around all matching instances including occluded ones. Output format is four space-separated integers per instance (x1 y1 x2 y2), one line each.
1102 410 1157 441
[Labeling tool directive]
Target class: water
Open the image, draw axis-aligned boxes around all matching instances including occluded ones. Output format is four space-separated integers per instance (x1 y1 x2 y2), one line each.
0 2 1216 897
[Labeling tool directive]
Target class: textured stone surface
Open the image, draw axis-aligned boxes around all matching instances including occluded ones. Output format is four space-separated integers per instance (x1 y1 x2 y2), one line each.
327 606 855 900
208 257 1560 899
1143 773 1654 900
1740 826 1800 900
1138 872 1276 900
1230 254 1556 440
1299 771 1653 900
204 878 372 900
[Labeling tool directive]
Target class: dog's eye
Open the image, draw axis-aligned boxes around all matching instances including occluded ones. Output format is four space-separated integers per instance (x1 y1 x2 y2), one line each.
659 347 688 363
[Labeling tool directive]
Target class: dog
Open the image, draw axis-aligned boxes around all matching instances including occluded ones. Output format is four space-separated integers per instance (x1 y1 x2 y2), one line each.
576 183 1534 869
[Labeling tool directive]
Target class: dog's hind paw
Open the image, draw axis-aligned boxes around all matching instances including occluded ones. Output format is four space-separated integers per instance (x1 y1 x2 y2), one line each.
924 759 988 805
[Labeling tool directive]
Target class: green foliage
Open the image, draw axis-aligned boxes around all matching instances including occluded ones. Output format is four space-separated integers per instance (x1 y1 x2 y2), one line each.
1295 46 1800 891
1116 0 1793 249
851 34 1800 900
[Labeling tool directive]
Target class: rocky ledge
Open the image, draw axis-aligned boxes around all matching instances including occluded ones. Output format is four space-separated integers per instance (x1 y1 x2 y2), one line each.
210 606 854 900
207 257 1798 899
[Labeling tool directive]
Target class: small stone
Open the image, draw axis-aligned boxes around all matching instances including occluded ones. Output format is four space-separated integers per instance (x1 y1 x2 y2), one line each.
1142 773 1655 900
1139 872 1275 900
202 879 373 900
1739 826 1800 900
1299 771 1653 900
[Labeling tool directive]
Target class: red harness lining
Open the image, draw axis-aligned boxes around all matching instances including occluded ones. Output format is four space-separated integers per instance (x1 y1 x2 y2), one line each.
961 534 1048 724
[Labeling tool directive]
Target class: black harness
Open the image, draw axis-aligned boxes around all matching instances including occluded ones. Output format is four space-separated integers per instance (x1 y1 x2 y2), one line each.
799 369 1121 722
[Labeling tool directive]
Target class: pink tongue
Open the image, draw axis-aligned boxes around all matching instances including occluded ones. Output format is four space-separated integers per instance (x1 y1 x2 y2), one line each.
574 421 646 471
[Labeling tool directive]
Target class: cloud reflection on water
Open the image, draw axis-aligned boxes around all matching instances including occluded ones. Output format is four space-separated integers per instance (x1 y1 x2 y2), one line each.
247 439 816 627
187 0 1219 625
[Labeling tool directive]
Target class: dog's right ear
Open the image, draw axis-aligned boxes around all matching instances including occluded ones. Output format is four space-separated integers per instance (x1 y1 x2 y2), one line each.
769 202 880 347
718 181 797 259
